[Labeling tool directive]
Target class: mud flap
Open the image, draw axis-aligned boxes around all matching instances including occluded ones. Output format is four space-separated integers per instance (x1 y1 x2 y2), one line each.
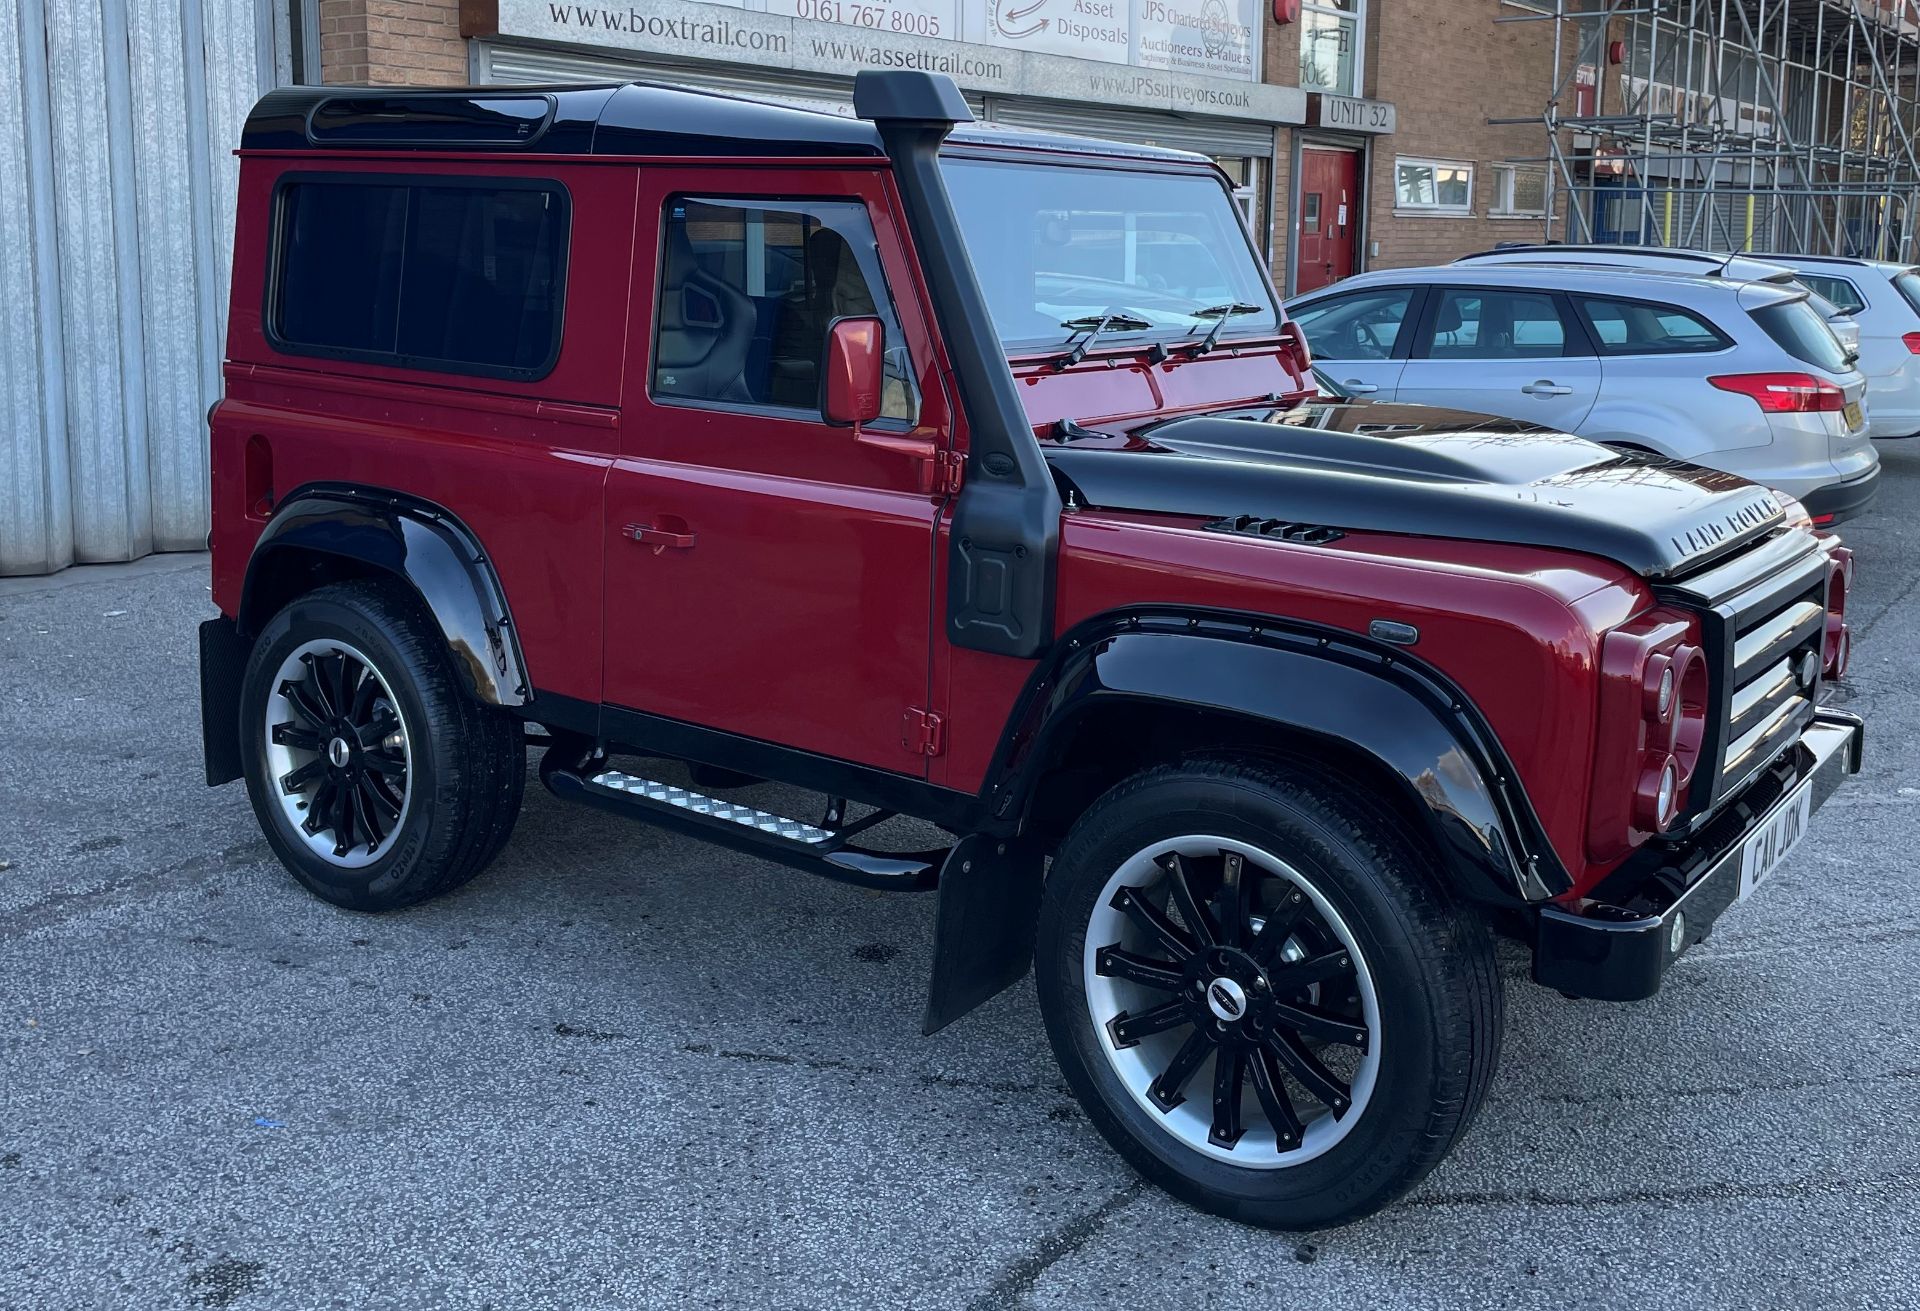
200 616 247 786
921 833 1044 1035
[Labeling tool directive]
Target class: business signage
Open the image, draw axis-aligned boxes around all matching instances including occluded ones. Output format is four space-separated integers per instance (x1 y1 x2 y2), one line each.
491 0 1307 122
1307 92 1395 134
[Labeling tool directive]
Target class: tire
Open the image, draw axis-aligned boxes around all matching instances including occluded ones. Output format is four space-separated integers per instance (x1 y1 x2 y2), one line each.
239 579 524 912
1035 755 1502 1229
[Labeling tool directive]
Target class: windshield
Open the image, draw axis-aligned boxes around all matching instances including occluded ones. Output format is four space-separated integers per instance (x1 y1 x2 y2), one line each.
1800 286 1848 322
942 156 1280 351
1794 271 1866 314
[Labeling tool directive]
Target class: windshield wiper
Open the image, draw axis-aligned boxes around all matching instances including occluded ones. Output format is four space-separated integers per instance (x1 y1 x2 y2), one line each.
1053 308 1155 369
1180 302 1264 357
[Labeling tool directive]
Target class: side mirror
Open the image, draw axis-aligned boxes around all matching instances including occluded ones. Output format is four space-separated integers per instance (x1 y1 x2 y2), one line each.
822 316 886 427
1279 319 1314 379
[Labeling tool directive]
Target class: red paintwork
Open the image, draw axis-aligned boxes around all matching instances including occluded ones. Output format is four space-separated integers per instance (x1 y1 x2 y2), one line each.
213 154 638 705
934 510 1651 890
600 165 950 773
212 142 1670 903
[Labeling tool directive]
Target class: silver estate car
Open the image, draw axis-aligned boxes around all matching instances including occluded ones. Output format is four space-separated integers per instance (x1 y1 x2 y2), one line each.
1747 253 1920 440
1453 245 1864 355
1286 263 1881 523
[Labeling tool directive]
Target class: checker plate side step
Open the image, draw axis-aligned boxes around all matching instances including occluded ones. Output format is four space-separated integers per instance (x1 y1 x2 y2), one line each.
541 756 945 890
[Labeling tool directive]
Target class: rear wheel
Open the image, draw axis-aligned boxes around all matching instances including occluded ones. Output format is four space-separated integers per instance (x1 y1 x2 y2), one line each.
1036 755 1501 1229
239 580 524 911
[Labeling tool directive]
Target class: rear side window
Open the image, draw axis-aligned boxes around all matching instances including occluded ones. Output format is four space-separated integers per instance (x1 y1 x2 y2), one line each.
1794 272 1865 313
1423 288 1566 359
1575 296 1729 355
270 177 568 380
1894 270 1920 317
1750 298 1851 374
1290 288 1415 361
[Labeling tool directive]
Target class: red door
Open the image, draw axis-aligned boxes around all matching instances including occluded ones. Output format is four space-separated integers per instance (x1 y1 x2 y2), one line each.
1295 147 1359 293
602 166 953 774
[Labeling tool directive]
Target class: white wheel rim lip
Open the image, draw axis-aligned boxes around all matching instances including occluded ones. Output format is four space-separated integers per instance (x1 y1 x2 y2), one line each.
1082 835 1382 1170
263 638 413 870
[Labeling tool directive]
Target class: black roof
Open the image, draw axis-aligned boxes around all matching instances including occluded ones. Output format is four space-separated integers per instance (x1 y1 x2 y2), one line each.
241 81 1211 166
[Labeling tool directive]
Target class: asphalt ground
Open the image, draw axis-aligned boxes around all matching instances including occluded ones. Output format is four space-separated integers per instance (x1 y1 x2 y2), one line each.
2 445 1917 1310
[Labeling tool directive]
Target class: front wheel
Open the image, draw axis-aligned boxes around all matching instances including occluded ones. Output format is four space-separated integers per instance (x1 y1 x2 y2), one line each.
1035 756 1502 1229
239 580 524 911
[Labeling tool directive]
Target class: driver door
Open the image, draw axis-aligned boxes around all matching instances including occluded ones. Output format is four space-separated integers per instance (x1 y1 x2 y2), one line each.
602 168 952 774
1287 285 1420 399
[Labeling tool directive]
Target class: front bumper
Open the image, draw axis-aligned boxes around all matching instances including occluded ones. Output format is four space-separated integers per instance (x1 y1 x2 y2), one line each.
1533 708 1863 1001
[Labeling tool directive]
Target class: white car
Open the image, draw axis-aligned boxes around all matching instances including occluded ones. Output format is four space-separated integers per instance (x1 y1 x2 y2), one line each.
1455 245 1864 356
1286 262 1881 524
1744 253 1920 440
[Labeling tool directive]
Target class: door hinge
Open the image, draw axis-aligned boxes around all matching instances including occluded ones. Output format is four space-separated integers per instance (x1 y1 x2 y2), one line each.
902 708 945 758
929 450 965 498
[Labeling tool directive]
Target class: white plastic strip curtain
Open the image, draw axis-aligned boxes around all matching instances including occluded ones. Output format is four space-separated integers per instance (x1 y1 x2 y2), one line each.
0 0 274 576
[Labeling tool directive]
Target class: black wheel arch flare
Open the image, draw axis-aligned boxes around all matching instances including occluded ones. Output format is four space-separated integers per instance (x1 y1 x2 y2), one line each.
237 483 529 709
987 608 1570 908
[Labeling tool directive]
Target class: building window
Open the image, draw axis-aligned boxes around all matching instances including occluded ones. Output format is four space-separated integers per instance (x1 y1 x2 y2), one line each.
1492 165 1548 217
270 177 569 380
1300 1 1363 96
1393 158 1474 214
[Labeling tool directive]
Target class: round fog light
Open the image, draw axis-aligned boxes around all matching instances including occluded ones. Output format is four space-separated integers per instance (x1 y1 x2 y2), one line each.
1669 913 1687 955
1657 665 1675 718
1657 760 1678 826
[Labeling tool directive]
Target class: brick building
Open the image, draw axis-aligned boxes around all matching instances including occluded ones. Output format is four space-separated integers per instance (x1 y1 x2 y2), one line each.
308 1 1564 295
1264 1 1564 293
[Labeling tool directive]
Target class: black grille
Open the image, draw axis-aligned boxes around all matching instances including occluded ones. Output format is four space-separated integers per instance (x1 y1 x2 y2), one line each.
1671 531 1830 808
1204 515 1345 545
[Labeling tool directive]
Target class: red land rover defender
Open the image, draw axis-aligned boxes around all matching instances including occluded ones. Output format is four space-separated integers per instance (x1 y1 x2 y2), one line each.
201 72 1865 1228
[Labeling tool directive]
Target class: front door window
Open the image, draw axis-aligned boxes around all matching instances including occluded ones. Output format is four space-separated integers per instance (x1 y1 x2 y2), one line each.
654 198 917 422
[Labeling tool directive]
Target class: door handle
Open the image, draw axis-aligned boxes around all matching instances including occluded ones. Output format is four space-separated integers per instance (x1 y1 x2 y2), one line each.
1521 381 1573 397
623 522 696 550
1342 380 1380 394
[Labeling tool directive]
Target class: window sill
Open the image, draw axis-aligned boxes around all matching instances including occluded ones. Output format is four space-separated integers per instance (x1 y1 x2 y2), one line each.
1391 208 1477 219
1489 211 1547 221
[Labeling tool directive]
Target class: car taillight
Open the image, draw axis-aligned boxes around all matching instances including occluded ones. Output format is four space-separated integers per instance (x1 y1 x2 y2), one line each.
1905 331 1920 354
1588 609 1709 862
1823 543 1854 678
1708 371 1847 413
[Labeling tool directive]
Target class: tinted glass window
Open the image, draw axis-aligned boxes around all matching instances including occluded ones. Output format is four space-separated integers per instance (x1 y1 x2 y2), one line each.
1425 289 1566 359
942 158 1278 350
1893 269 1920 317
654 198 916 422
1576 296 1728 355
273 179 566 377
1794 272 1865 313
398 187 565 371
276 182 406 355
1751 298 1851 373
1291 288 1415 361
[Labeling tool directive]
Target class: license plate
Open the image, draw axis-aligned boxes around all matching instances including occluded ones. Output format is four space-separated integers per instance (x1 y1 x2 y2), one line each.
1844 400 1864 430
1736 778 1814 902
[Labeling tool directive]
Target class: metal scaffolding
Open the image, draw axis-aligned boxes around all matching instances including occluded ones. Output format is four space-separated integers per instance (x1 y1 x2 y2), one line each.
1495 0 1920 261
